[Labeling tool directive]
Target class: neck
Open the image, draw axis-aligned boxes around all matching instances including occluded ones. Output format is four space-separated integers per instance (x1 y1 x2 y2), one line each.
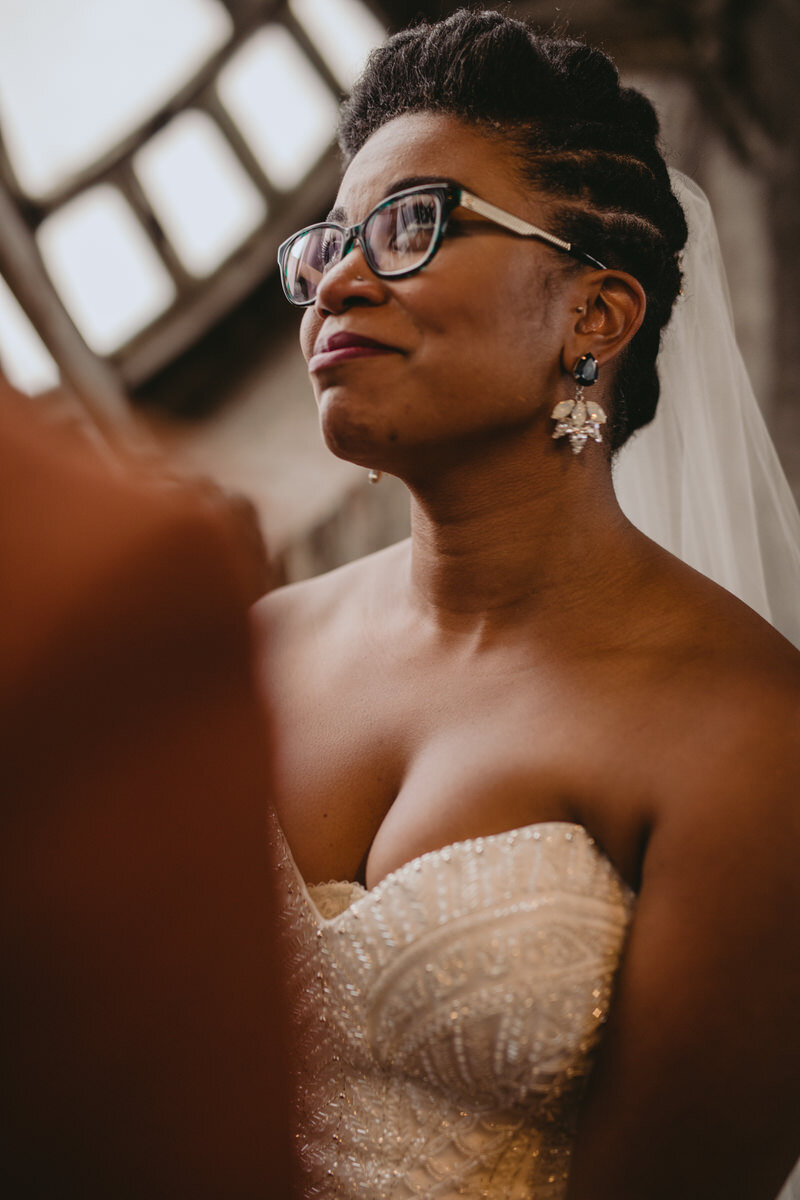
402 431 633 634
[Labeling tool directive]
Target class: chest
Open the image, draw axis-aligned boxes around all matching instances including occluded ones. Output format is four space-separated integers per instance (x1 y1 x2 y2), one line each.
269 650 654 890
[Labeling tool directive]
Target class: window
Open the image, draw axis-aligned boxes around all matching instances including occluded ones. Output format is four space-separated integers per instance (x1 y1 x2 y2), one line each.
37 185 177 355
217 25 339 192
0 0 386 392
134 109 267 278
0 0 233 199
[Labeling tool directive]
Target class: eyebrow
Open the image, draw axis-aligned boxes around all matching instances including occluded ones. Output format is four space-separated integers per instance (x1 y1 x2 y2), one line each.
327 175 462 224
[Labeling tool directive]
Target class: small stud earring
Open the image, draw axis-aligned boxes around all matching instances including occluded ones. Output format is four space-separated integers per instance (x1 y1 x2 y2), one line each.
368 469 382 484
550 354 607 455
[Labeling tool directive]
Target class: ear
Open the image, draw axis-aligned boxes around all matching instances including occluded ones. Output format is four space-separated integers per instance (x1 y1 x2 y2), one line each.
561 270 646 375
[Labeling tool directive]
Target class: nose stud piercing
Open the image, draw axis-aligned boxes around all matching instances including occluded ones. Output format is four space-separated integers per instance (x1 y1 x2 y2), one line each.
368 469 382 484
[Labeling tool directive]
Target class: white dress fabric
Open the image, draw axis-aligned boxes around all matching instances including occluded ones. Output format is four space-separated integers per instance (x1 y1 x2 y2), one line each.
272 814 634 1198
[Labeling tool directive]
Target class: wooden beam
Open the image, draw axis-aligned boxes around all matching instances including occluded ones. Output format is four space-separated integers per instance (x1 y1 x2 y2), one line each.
0 175 137 437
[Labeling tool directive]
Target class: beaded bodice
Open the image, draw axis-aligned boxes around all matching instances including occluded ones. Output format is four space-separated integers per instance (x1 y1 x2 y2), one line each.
272 817 635 1199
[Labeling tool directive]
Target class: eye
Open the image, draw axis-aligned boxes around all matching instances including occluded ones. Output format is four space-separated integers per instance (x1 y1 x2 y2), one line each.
319 229 341 271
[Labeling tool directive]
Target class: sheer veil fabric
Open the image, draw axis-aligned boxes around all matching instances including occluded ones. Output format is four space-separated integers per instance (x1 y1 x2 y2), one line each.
615 172 800 1199
613 171 800 651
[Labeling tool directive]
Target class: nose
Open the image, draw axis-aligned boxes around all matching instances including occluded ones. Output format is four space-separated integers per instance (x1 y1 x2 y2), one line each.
313 241 385 316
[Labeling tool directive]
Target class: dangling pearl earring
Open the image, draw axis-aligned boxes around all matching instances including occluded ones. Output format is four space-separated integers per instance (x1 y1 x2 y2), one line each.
550 354 607 455
368 469 382 484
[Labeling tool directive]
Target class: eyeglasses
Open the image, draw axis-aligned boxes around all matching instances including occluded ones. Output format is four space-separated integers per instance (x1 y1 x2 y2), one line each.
277 182 607 307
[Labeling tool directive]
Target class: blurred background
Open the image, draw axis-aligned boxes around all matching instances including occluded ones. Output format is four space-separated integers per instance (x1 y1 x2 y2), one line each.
1 0 798 584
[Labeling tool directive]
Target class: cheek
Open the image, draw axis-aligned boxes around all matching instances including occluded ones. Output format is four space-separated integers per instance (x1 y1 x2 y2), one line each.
422 251 553 337
299 310 320 363
411 269 552 374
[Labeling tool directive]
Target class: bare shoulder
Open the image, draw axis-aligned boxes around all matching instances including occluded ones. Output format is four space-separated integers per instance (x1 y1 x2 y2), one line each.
252 538 410 648
645 570 800 820
651 594 800 919
250 539 413 722
567 579 800 1200
649 605 800 892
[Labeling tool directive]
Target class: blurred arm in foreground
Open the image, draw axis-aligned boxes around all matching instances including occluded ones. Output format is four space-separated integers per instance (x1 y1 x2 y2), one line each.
0 374 294 1198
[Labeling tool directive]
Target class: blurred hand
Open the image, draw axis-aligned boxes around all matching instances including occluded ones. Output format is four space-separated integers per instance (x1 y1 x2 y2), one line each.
1 368 272 603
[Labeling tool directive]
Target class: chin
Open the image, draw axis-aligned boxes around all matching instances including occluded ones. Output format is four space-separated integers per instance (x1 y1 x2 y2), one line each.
318 395 384 467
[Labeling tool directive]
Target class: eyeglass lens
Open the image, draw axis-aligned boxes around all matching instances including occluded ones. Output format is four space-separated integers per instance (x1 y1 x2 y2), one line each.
282 191 444 305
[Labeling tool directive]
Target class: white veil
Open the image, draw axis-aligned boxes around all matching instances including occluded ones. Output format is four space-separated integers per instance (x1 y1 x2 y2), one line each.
613 170 800 651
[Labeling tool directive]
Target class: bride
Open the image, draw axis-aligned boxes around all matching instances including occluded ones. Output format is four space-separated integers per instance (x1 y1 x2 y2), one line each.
254 10 800 1198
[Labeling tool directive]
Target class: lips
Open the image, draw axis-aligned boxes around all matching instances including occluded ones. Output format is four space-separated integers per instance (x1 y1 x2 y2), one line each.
309 330 401 372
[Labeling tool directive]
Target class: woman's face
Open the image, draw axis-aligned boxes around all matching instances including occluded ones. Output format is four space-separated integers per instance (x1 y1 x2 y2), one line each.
299 111 577 472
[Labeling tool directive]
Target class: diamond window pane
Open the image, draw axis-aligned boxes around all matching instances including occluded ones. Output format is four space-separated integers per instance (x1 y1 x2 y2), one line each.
37 185 176 355
0 0 233 198
135 110 267 278
218 26 338 192
289 0 385 92
0 273 59 393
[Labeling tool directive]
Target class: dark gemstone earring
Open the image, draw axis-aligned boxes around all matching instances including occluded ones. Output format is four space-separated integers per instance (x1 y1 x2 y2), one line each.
571 353 599 386
551 353 607 455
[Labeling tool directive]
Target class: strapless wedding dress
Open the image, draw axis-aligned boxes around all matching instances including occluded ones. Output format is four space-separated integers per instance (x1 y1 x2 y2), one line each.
272 816 635 1198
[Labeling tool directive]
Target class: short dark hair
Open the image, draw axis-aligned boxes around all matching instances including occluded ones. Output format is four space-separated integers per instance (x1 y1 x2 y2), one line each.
339 8 688 451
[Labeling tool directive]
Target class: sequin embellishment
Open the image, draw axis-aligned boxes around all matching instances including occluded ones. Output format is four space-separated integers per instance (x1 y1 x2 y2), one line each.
270 818 634 1199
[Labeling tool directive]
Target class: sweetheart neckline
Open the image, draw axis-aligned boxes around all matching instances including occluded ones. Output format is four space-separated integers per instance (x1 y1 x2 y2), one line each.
271 815 632 927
